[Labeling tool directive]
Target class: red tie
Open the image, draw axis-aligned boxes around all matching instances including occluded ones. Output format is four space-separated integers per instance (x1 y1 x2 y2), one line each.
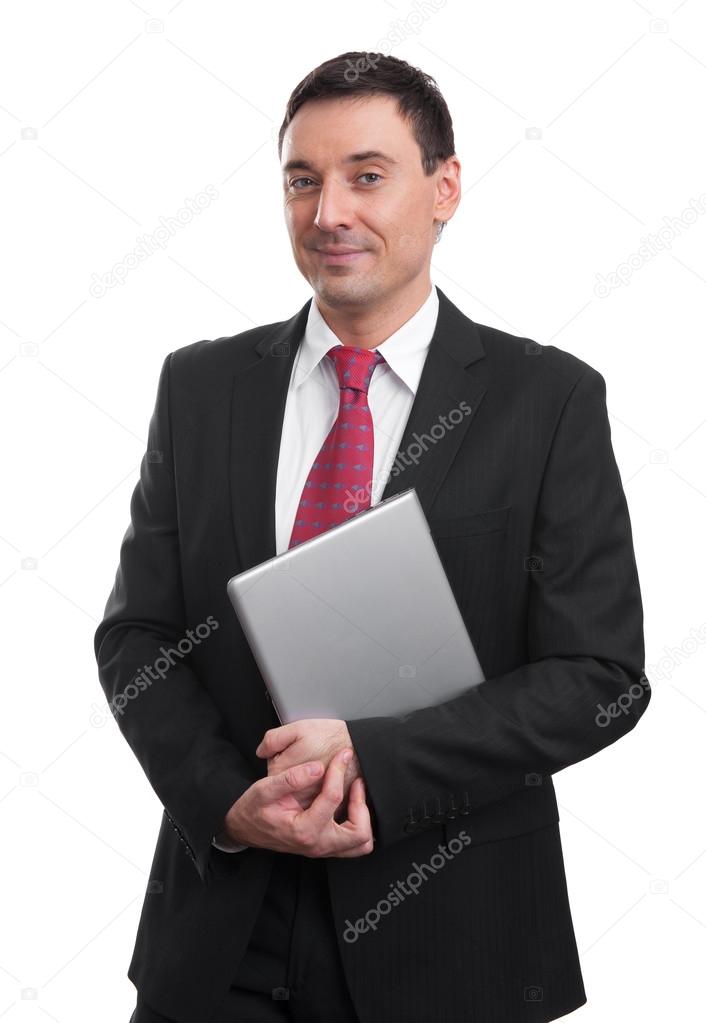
288 345 385 549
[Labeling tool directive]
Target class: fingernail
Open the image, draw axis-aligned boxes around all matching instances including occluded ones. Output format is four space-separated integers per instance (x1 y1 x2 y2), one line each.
342 750 353 764
308 762 322 776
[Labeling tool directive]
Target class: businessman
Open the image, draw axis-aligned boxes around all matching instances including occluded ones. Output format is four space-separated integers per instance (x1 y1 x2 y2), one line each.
95 51 651 1023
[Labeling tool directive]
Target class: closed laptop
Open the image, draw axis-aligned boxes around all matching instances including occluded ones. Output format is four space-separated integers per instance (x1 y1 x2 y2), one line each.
226 487 485 724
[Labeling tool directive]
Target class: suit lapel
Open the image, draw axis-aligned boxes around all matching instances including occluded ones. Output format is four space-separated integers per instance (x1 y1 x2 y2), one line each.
377 290 487 510
229 286 488 573
228 300 311 574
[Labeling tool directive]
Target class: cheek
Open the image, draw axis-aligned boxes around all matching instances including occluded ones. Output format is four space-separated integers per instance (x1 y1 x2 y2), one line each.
284 203 307 232
388 209 430 253
400 229 425 253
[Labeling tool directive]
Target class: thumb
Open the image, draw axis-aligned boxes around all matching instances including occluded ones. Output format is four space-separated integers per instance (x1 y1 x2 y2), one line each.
256 724 296 759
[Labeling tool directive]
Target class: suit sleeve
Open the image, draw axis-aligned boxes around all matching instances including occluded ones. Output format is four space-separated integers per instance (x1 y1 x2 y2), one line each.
347 365 651 850
94 353 254 884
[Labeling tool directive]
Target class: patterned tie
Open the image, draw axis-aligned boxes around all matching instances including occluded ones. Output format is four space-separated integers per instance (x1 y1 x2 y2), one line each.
288 345 385 549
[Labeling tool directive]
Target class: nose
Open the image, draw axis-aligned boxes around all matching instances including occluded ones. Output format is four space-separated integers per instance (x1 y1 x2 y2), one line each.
314 178 355 234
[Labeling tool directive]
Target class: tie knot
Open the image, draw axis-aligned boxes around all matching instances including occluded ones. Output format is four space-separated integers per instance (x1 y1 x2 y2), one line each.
326 345 384 394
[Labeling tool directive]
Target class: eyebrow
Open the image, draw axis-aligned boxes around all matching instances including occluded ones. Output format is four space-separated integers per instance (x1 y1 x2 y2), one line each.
282 150 399 175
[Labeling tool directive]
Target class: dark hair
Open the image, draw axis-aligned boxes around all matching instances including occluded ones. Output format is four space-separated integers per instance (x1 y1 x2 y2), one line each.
278 51 455 177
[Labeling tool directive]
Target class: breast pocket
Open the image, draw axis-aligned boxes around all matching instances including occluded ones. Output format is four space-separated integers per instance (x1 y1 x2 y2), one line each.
427 504 510 540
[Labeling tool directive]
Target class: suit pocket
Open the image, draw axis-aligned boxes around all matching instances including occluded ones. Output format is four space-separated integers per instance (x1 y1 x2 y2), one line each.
427 504 510 539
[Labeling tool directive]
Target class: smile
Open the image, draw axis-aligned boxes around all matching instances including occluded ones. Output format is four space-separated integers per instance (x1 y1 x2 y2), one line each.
315 250 367 264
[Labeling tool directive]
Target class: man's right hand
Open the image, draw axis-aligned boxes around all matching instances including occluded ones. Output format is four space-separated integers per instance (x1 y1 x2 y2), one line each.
220 748 374 858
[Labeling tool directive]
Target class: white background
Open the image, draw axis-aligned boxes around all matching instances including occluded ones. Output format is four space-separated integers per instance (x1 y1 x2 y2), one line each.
1 0 704 1020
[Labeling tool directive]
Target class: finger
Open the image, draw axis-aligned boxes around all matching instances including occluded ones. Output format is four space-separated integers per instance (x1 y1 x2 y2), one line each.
303 760 374 857
324 781 373 854
330 784 375 858
268 751 317 784
289 775 324 809
267 750 296 774
256 724 298 759
331 837 376 858
341 777 372 831
263 759 323 803
350 775 365 800
304 748 351 828
332 772 361 821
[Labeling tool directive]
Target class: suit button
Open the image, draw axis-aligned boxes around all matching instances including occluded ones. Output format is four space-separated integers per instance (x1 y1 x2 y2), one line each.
404 808 420 834
418 800 432 829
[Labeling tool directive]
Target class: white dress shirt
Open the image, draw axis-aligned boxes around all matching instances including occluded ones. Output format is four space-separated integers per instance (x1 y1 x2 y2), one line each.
213 282 440 852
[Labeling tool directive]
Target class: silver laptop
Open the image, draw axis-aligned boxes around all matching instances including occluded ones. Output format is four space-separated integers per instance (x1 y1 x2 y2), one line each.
226 487 485 724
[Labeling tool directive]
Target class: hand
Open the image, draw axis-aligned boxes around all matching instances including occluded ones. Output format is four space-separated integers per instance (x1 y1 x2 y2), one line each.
221 748 374 857
256 719 362 817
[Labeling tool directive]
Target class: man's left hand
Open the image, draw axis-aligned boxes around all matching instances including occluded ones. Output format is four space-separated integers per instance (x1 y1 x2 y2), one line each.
255 719 362 818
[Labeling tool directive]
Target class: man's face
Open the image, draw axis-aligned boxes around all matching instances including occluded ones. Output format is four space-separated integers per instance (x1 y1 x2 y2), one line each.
280 94 458 310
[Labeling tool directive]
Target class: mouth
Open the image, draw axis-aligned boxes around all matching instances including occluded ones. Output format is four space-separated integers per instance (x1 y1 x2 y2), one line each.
314 249 367 265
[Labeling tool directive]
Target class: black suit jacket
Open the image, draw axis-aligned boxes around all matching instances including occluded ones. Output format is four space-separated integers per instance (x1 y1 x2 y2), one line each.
94 286 650 1023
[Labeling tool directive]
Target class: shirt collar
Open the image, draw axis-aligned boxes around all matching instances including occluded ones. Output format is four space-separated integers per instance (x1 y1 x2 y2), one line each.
292 283 439 396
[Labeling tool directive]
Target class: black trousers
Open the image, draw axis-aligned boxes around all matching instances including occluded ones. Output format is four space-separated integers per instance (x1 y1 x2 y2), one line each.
130 853 360 1022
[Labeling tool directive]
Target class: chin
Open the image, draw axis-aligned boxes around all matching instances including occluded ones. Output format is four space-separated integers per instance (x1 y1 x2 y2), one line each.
316 276 381 306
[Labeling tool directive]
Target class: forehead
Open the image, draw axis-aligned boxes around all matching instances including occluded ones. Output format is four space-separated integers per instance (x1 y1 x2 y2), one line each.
280 94 417 169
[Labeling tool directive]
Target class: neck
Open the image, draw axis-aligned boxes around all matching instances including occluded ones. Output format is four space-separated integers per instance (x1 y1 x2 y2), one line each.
314 277 433 349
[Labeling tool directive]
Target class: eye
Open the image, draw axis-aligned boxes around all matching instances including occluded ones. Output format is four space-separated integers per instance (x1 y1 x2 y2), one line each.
289 172 383 190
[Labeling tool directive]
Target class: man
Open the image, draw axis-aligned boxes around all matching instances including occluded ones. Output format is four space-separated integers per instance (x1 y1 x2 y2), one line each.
95 51 651 1023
